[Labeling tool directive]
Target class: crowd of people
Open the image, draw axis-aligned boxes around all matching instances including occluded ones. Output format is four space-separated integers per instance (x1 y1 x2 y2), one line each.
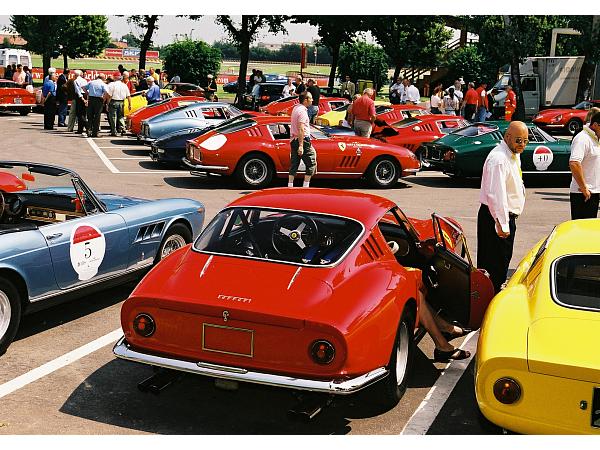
3 63 34 92
40 65 173 136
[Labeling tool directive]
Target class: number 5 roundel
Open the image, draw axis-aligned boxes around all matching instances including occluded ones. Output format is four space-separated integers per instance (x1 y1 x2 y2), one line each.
70 223 106 281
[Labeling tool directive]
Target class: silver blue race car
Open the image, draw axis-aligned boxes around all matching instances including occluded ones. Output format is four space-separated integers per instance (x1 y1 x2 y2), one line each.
0 161 205 354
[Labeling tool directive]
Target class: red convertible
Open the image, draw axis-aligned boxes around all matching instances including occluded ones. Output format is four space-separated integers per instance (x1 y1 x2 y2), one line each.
126 96 205 136
263 96 349 116
0 80 36 115
532 100 600 136
183 115 420 188
373 115 469 153
113 189 494 411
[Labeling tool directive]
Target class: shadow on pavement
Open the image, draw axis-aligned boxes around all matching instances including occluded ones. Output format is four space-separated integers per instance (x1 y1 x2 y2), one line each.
16 283 135 342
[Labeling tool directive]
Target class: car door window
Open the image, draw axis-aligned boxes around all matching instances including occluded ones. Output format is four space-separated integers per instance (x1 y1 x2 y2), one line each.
521 78 537 92
201 107 227 120
268 123 290 140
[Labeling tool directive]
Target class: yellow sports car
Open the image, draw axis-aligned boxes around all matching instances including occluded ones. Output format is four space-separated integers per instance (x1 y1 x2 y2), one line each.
475 219 600 434
315 100 391 127
124 89 178 116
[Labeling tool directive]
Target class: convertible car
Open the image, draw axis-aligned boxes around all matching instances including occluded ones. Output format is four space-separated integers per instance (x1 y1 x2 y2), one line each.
114 188 494 408
476 220 600 434
124 89 178 116
372 115 469 153
0 80 36 115
126 96 205 136
0 161 205 354
264 96 349 117
533 100 600 136
420 121 572 178
183 115 421 188
138 102 243 143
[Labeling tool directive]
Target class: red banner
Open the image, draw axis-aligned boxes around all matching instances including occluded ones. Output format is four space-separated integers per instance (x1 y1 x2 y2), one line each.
146 50 160 59
104 48 124 58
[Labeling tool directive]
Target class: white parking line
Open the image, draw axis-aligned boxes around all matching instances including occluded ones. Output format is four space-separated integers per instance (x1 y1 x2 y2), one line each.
400 331 479 435
0 329 122 399
86 137 119 173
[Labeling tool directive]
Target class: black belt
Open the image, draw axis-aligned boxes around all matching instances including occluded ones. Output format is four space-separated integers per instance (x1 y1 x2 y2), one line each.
110 99 124 102
509 212 519 219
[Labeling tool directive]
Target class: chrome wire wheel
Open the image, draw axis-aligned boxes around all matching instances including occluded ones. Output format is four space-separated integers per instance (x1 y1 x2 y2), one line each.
160 234 187 259
243 158 268 186
0 290 11 342
374 159 397 186
395 321 410 385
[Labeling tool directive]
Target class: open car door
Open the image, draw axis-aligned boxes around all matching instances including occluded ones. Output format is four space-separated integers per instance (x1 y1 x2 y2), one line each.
426 214 494 329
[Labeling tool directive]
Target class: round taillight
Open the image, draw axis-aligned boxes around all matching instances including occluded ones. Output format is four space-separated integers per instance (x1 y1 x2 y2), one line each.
493 377 521 404
310 340 335 365
133 313 156 337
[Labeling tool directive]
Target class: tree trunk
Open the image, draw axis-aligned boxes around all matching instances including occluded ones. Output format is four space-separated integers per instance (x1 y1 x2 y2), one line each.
42 53 51 79
63 53 68 70
139 15 158 73
576 60 595 103
393 62 403 82
328 43 340 88
236 38 250 107
510 56 525 121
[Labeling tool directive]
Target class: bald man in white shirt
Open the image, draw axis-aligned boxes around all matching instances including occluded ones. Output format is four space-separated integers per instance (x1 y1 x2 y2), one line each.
477 121 527 293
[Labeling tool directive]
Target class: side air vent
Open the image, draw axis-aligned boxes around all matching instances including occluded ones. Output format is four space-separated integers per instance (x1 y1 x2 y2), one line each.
134 221 166 243
361 235 384 261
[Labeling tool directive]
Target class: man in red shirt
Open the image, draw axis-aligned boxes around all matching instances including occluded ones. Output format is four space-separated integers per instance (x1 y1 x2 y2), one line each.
352 88 376 137
463 82 479 120
475 82 489 122
504 85 516 121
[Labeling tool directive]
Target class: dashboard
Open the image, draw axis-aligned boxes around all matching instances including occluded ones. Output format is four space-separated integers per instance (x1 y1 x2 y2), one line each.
1 192 85 224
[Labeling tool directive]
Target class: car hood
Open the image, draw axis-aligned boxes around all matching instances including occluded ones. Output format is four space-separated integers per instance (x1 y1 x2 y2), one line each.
429 132 498 153
140 250 334 322
534 108 576 118
528 317 600 383
96 193 149 210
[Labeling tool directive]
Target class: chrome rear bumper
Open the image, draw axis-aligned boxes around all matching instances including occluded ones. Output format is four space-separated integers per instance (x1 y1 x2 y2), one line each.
113 336 388 395
182 158 229 172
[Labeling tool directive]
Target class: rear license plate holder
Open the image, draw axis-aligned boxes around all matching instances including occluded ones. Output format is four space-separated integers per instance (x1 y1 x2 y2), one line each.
14 97 22 104
202 323 254 358
592 387 600 428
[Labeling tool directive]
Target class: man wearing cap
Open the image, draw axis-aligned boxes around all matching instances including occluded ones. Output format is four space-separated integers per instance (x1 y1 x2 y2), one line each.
206 74 217 101
85 73 107 137
104 71 131 136
145 76 161 105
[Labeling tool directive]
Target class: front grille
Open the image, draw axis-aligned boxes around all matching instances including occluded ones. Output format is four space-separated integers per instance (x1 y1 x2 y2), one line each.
424 146 442 161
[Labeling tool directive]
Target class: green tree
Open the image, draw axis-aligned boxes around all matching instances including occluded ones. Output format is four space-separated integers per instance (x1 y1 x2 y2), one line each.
444 44 498 88
59 16 110 69
127 15 161 72
121 32 143 49
10 16 67 75
213 40 240 59
472 15 563 120
369 17 452 82
162 39 221 86
337 41 389 91
213 15 288 103
293 16 364 88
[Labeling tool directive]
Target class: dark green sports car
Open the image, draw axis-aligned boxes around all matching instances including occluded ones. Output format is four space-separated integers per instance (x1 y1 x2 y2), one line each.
420 121 572 178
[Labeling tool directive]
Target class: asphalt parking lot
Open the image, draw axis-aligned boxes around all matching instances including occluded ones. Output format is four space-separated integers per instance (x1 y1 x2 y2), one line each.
0 111 574 434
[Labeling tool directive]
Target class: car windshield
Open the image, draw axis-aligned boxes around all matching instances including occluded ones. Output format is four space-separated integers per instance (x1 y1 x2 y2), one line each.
573 101 591 110
554 255 600 311
310 126 329 139
0 163 75 192
531 125 556 142
193 207 364 267
452 123 499 137
332 103 350 112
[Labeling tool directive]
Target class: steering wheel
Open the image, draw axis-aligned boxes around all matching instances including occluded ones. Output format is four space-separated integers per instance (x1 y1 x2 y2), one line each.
272 214 318 258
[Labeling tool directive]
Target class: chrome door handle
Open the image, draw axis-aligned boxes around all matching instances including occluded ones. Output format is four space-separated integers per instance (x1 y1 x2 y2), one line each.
45 233 63 240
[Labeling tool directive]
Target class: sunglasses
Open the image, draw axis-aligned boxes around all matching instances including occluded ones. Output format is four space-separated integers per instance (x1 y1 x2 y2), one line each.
514 137 529 144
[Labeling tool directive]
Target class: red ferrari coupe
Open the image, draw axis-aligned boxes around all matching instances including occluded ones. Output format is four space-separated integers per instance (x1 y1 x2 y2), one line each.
373 115 469 153
126 96 205 136
0 80 36 115
113 189 494 410
183 115 420 188
263 96 349 116
532 100 600 136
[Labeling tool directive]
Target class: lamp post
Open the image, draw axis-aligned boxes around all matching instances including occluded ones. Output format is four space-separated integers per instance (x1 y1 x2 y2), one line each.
190 29 195 40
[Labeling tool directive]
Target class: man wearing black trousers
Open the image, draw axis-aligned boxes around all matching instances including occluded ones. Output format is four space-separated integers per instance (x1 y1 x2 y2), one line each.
477 121 527 294
569 111 600 219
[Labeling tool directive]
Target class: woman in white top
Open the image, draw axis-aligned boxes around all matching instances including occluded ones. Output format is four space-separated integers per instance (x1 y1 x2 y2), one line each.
282 78 296 98
442 87 459 115
430 86 443 114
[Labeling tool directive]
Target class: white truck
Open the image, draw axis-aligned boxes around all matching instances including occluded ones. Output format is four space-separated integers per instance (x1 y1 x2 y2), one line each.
492 56 584 118
0 48 32 71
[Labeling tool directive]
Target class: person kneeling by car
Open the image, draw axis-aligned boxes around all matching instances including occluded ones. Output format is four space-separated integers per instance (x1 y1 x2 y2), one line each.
289 91 317 188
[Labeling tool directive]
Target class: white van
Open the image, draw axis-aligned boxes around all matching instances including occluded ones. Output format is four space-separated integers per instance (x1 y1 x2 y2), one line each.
0 49 32 69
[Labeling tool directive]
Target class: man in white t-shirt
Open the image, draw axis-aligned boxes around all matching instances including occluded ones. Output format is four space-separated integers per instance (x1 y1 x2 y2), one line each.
405 80 420 104
569 111 600 219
